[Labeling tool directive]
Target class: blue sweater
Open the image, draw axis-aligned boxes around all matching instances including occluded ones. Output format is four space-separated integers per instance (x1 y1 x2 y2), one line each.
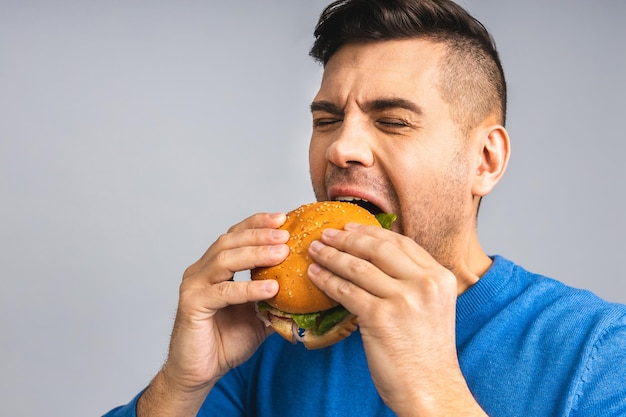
104 256 626 416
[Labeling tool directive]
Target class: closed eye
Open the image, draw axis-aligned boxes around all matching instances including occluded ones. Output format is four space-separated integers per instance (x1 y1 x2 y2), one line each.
378 119 410 127
314 118 341 125
375 118 415 134
313 117 342 129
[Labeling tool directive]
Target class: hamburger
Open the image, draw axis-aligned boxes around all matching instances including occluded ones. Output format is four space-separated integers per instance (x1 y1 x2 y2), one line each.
251 200 396 349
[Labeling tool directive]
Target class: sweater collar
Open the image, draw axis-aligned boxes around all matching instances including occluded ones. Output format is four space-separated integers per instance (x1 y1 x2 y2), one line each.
456 255 514 323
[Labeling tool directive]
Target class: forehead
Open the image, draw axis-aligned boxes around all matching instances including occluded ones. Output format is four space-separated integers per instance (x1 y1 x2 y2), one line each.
316 38 446 104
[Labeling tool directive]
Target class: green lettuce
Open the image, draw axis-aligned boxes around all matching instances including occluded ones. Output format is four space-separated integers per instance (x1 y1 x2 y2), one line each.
375 212 397 230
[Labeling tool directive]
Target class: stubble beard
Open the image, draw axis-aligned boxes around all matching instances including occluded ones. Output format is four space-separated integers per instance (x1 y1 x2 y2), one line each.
405 149 473 270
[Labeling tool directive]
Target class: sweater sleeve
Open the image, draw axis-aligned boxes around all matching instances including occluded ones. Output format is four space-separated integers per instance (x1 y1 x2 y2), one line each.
572 313 626 416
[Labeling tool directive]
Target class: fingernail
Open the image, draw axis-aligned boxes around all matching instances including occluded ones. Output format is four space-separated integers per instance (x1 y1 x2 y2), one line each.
322 228 339 237
344 222 359 230
269 243 287 253
309 240 324 253
270 229 289 240
263 280 278 293
308 263 321 275
269 212 286 221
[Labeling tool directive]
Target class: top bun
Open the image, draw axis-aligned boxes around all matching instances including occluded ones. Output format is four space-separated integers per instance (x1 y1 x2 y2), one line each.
251 201 381 314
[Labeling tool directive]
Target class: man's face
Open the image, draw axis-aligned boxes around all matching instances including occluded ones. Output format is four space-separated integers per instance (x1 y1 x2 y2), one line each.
309 39 478 265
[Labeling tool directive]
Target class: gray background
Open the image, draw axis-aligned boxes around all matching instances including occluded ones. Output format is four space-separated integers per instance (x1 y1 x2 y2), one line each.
1 1 624 416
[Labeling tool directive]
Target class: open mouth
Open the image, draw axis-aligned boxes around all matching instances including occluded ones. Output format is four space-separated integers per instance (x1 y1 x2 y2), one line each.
333 196 383 215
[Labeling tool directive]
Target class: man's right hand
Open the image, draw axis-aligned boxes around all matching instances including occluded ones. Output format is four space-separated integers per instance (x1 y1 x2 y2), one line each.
137 212 290 416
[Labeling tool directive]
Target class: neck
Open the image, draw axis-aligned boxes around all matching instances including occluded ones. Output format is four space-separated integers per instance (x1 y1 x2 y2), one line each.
450 232 492 295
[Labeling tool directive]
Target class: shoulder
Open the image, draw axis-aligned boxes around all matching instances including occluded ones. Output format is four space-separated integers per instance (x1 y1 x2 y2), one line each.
492 255 626 322
480 255 626 352
518 264 626 330
463 256 626 414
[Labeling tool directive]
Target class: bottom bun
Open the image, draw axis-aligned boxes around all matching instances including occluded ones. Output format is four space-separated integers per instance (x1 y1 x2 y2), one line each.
264 312 358 350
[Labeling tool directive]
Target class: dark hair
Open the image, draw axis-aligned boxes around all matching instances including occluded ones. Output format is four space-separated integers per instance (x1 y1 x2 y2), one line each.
309 0 507 128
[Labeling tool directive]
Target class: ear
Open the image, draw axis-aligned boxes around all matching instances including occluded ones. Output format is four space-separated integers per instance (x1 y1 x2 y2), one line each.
472 124 510 197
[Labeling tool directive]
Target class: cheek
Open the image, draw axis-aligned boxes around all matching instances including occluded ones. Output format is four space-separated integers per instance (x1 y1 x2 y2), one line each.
391 153 469 209
308 138 326 187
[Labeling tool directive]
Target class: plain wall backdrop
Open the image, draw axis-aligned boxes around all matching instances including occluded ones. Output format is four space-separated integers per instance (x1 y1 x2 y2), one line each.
1 1 624 415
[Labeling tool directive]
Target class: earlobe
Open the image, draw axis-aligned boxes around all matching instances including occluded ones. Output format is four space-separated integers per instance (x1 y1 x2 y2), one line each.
472 124 510 197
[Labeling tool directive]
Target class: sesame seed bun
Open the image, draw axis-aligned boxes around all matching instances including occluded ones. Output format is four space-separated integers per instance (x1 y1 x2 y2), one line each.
251 201 381 349
251 201 381 313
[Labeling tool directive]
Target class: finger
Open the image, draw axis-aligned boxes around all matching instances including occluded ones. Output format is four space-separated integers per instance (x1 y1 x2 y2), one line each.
181 279 279 309
339 224 460 301
316 228 422 291
212 227 290 262
191 211 287 276
227 212 287 234
343 222 432 267
205 280 279 311
217 242 291 273
306 257 375 316
308 239 396 300
185 216 290 282
186 240 289 285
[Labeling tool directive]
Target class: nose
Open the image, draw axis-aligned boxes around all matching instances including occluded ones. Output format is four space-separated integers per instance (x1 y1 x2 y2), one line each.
325 118 375 168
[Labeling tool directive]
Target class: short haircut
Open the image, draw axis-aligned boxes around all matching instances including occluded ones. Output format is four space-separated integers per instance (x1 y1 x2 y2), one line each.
309 0 507 131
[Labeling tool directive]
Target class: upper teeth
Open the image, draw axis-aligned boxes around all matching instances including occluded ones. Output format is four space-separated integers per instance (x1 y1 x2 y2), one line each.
335 196 369 202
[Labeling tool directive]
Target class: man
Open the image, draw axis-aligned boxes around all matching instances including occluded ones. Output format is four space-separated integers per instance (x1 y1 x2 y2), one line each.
104 0 626 416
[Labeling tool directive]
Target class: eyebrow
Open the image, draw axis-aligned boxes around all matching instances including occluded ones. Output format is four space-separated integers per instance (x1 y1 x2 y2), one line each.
310 100 343 115
310 98 423 116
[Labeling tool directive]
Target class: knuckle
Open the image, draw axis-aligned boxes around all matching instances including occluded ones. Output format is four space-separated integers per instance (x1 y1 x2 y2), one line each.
215 232 232 247
182 264 197 280
212 281 230 298
346 257 371 276
335 278 355 298
250 227 267 243
214 249 230 270
372 238 395 255
207 245 233 273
